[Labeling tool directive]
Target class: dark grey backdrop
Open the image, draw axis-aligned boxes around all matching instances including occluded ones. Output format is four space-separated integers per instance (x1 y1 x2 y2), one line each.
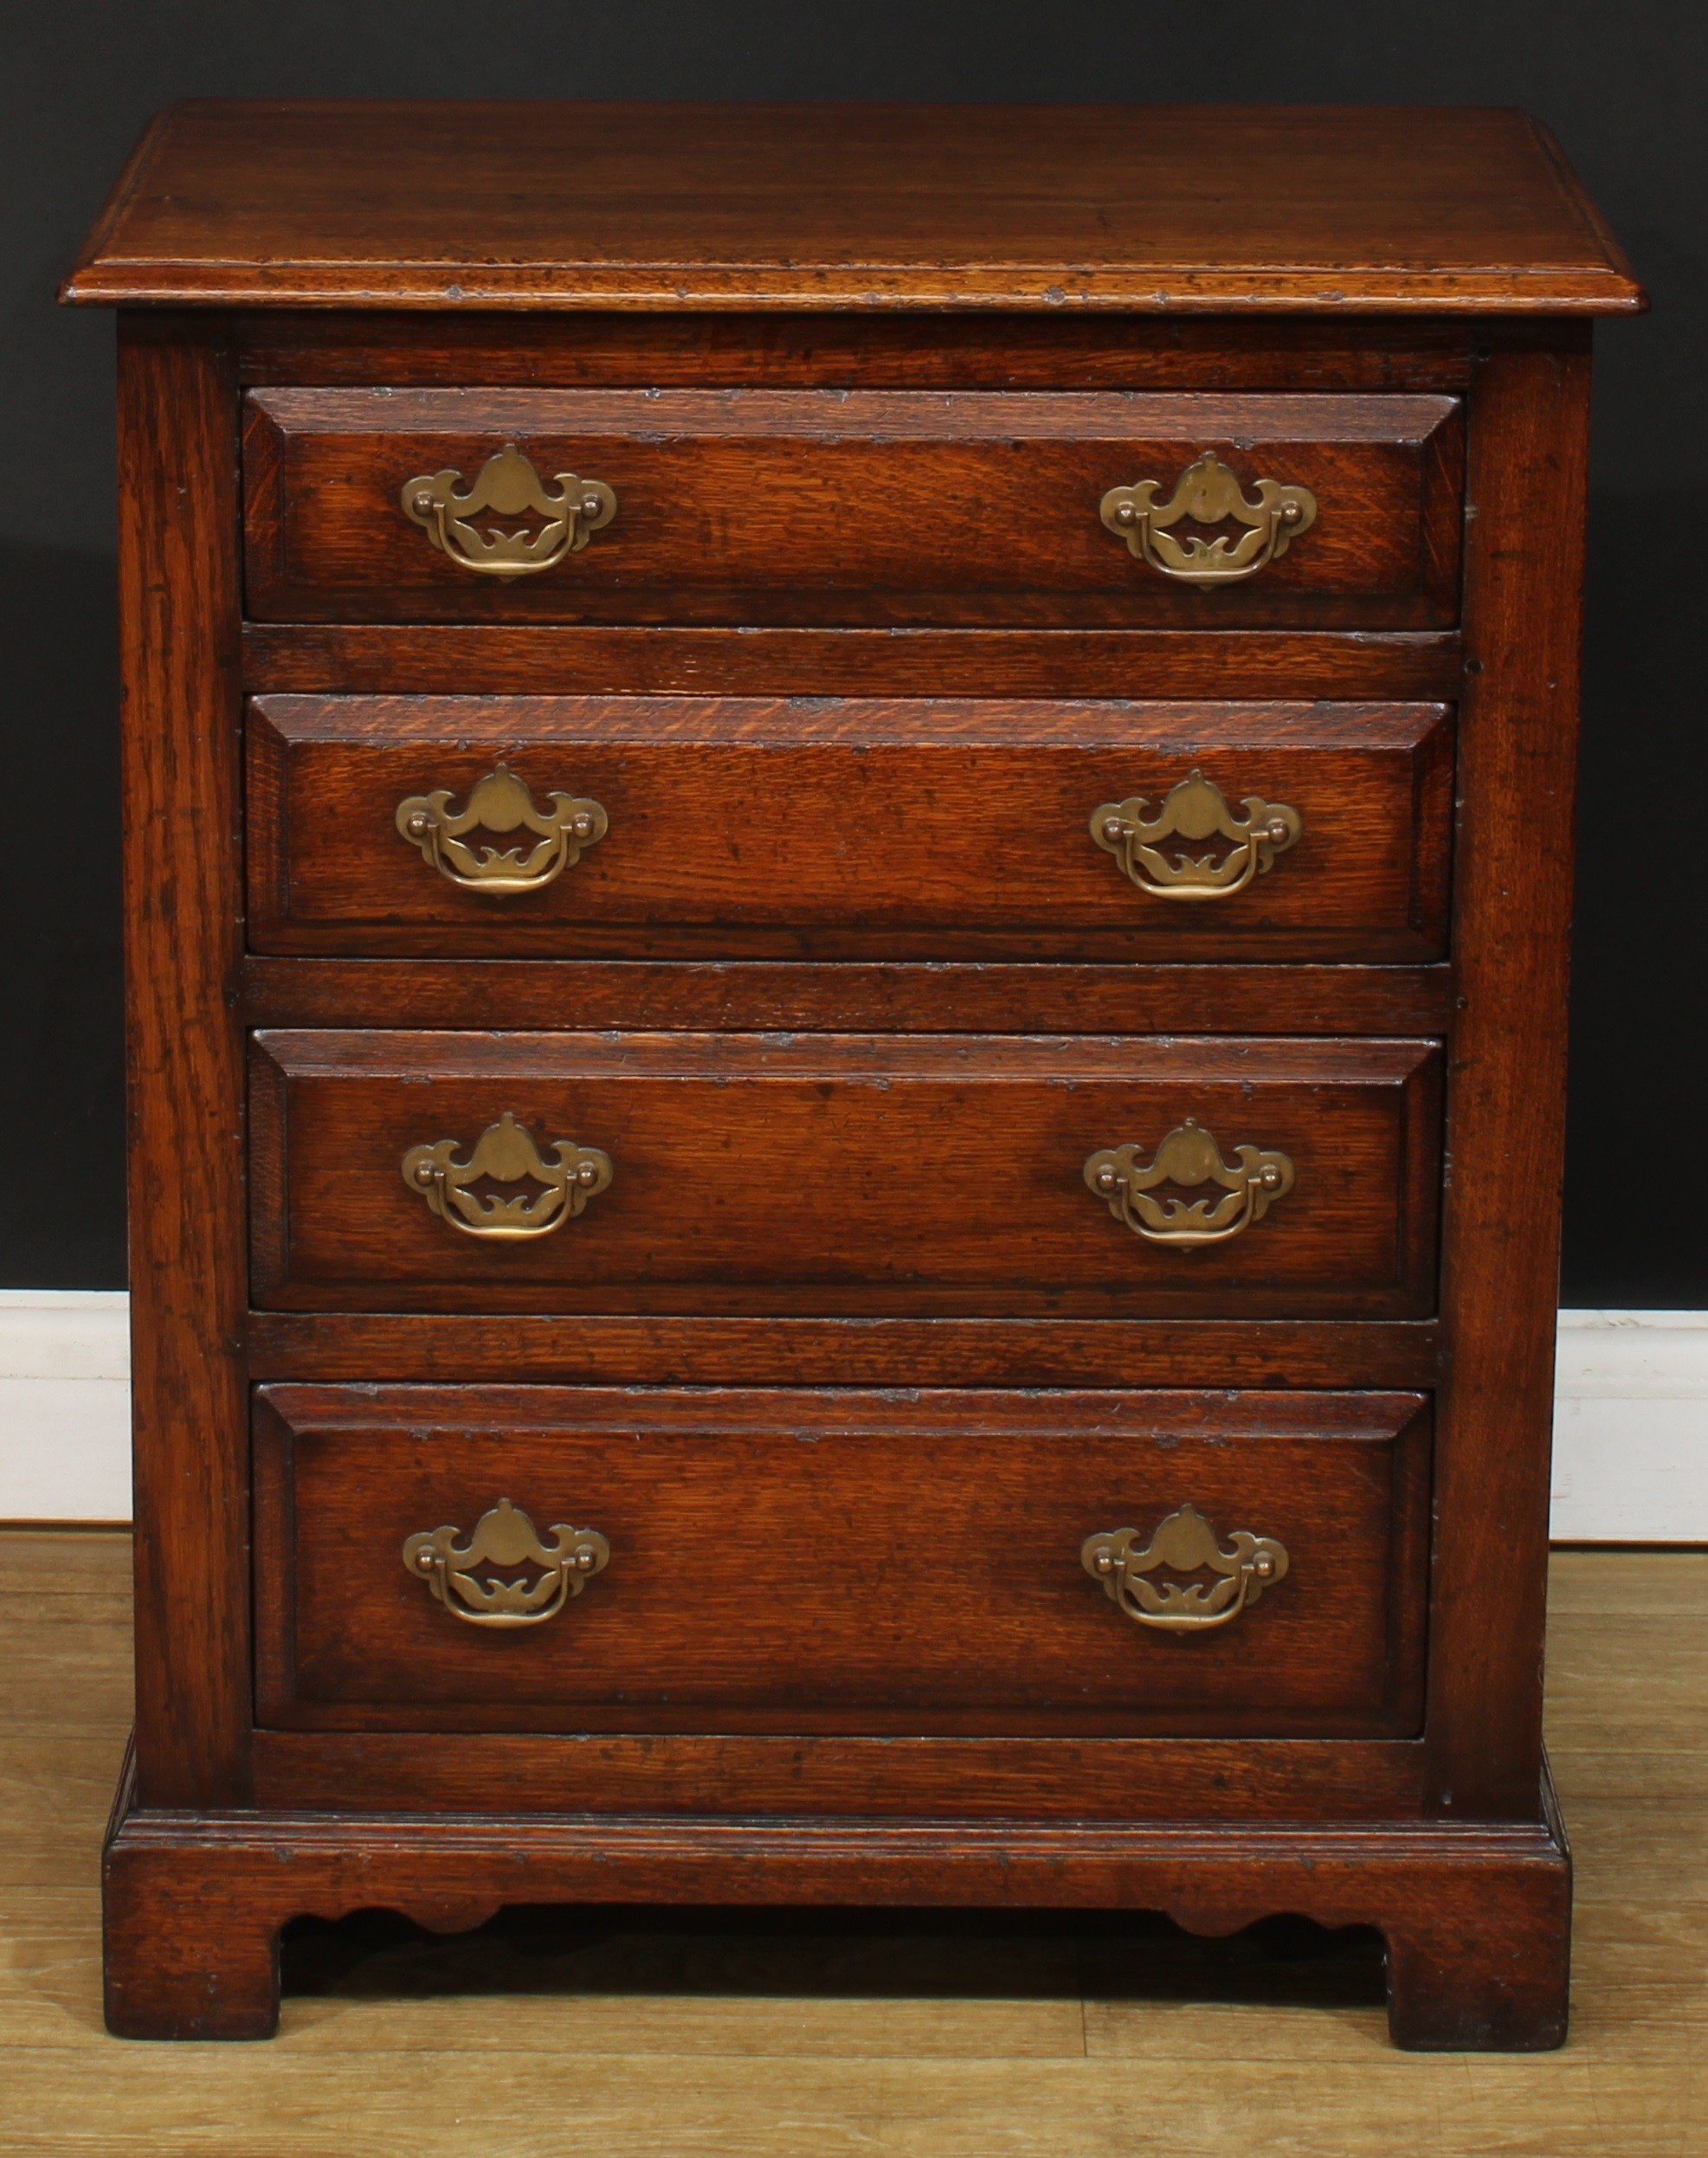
3 3 1699 1298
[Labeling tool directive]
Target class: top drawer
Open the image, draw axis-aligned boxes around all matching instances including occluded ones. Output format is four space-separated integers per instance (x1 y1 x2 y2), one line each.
242 389 1464 629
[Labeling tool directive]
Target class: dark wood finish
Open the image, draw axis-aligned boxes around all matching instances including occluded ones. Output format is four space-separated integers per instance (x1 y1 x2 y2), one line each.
248 696 1453 963
251 1728 1431 1821
235 311 1486 391
102 1745 1573 2049
248 1032 1442 1318
240 958 1454 1039
63 102 1640 313
1424 338 1594 1820
117 318 251 1811
244 624 1464 701
243 387 1464 629
74 102 1627 2049
243 1314 1441 1390
254 1385 1429 1738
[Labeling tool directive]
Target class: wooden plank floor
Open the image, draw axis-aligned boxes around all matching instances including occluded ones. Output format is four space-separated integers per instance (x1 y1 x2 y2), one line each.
0 1530 1701 2154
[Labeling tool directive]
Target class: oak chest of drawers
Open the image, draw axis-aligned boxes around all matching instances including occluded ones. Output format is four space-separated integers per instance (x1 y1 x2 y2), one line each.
65 100 1644 2046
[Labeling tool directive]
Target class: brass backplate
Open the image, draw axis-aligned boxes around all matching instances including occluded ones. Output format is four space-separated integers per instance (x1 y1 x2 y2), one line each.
403 1497 610 1627
1081 1503 1290 1632
1099 450 1317 588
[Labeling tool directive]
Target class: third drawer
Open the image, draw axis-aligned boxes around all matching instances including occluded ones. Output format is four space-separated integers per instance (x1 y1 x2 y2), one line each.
249 1030 1442 1317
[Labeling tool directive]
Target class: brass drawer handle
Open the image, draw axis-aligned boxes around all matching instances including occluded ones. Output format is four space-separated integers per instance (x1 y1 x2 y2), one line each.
403 1498 609 1628
1082 1503 1288 1632
1099 451 1317 589
403 1111 613 1240
396 763 608 893
401 442 616 578
1085 1118 1293 1246
1091 770 1300 899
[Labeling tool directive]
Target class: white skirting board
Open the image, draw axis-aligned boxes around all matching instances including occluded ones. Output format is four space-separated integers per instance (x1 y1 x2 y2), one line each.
0 1292 132 1522
0 1293 1704 1539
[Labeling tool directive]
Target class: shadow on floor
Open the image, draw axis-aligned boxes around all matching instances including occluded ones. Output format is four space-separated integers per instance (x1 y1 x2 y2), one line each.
282 1903 1388 2013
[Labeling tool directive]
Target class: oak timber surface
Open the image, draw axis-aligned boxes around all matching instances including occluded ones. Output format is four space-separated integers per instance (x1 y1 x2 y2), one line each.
1 1530 1702 2155
253 1388 1428 1738
248 1031 1441 1317
61 103 1646 313
248 695 1453 963
242 388 1464 628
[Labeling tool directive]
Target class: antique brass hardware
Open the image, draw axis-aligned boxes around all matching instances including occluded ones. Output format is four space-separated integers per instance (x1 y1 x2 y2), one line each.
402 1111 613 1240
1090 770 1301 899
1081 1504 1289 1633
1084 1119 1293 1246
396 763 608 892
403 1497 610 1628
1099 451 1317 588
401 442 616 577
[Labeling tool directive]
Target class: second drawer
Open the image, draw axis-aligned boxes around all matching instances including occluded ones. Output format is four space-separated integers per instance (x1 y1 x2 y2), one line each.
249 1030 1441 1317
247 694 1454 962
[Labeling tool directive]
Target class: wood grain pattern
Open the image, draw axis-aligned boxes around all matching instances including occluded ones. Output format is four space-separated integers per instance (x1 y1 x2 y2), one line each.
242 1314 1443 1391
243 623 1465 701
248 1032 1443 1318
249 1725 1431 1823
238 958 1454 1039
65 104 1632 2056
62 102 1643 313
246 696 1453 963
116 317 251 1811
1424 338 1594 1820
102 1767 1571 2047
242 388 1464 629
234 311 1486 391
252 1385 1429 1739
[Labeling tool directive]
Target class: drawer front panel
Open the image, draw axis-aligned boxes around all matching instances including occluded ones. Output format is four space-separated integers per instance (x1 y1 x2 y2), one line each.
242 388 1464 628
254 1384 1431 1737
249 1032 1441 1317
248 696 1454 963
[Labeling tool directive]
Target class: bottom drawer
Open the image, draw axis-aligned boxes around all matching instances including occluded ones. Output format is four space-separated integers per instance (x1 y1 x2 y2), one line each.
255 1385 1429 1740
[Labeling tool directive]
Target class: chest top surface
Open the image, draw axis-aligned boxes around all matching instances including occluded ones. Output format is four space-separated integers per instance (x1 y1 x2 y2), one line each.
63 100 1643 315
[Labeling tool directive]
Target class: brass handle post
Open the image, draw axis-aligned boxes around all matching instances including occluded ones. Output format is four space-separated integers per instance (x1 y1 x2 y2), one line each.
1085 1118 1293 1246
1090 770 1301 899
403 1498 609 1627
402 442 616 578
396 763 608 893
1100 451 1316 588
1082 1504 1289 1632
403 1111 613 1240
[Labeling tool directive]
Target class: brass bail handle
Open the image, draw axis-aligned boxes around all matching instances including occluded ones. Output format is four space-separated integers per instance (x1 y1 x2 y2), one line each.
1084 1118 1293 1246
403 1498 610 1628
396 763 609 894
402 441 616 578
1090 770 1301 900
1082 1504 1289 1633
1100 450 1317 588
403 1111 614 1241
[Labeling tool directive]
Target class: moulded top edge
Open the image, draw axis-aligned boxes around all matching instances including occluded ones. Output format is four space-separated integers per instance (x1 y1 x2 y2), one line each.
61 102 1647 316
61 264 1650 314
